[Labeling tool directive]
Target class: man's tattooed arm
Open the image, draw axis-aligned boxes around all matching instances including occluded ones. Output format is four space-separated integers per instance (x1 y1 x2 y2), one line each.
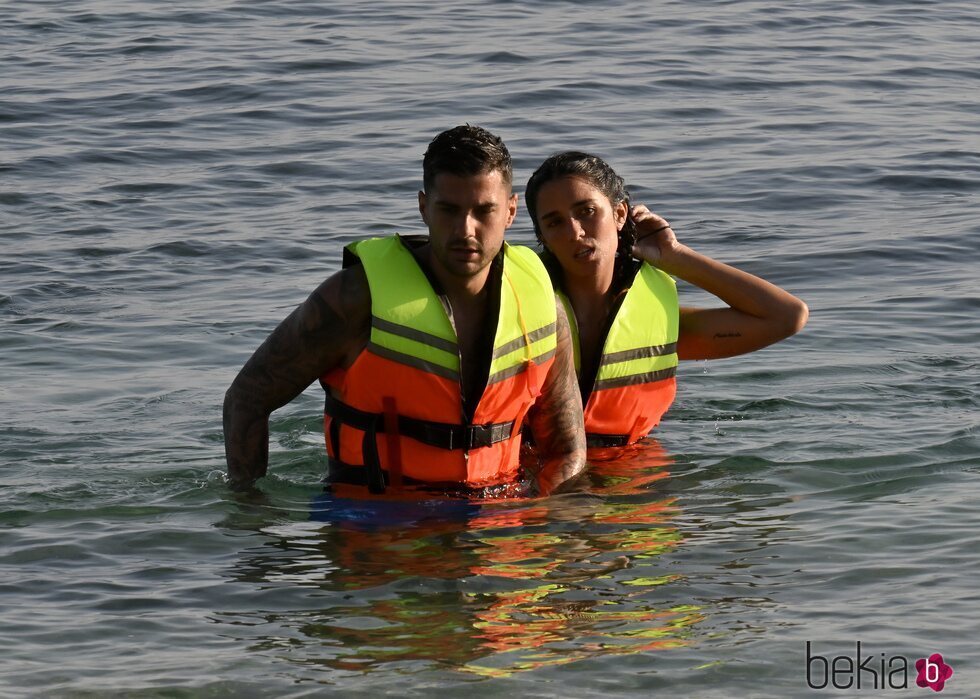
525 298 587 495
223 266 370 489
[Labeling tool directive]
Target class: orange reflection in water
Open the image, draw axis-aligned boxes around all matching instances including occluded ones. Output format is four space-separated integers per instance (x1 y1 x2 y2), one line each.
458 440 702 676
226 438 702 677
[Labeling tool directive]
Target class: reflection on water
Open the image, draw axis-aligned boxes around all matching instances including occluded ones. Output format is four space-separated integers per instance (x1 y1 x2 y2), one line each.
218 440 704 677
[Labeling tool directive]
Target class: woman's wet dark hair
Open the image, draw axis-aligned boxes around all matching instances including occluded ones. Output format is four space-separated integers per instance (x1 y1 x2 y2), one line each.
525 151 639 289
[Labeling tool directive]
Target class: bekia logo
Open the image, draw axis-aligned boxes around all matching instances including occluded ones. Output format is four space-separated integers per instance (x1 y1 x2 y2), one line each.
806 642 954 692
915 654 953 693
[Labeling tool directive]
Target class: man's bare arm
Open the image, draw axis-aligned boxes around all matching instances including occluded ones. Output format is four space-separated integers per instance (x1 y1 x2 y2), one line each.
524 299 587 495
223 266 370 489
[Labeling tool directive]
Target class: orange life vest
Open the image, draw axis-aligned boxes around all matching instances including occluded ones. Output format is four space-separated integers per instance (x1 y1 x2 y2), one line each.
321 236 558 494
559 261 679 447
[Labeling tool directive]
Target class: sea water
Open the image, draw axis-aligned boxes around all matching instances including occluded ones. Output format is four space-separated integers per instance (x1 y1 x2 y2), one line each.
2 1 979 696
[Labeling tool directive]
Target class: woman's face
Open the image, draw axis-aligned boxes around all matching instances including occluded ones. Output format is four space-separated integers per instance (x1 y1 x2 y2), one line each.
534 175 627 283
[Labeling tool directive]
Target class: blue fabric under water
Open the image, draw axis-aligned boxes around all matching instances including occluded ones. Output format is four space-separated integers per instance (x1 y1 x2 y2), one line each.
308 490 483 529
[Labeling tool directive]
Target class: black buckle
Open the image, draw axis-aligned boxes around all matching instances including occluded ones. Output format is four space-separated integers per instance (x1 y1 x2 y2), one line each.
408 420 511 450
465 423 494 450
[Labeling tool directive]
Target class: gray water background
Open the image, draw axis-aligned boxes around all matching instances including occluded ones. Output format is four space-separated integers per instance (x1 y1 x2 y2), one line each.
2 0 979 696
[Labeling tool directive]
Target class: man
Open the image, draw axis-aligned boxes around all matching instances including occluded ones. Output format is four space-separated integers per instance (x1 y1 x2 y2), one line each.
223 125 586 496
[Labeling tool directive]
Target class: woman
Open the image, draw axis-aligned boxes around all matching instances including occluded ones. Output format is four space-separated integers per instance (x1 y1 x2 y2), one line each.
525 151 809 448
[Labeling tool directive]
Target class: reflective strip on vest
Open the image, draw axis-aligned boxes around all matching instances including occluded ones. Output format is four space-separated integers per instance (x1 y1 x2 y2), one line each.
593 343 678 390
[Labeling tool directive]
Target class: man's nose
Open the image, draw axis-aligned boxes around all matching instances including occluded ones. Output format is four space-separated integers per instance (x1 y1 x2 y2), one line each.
454 212 478 238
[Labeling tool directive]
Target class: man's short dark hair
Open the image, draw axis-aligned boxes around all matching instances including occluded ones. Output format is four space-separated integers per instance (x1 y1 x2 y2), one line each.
422 124 513 192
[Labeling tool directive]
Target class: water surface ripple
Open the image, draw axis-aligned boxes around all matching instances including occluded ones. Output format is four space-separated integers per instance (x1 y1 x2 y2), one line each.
2 0 979 696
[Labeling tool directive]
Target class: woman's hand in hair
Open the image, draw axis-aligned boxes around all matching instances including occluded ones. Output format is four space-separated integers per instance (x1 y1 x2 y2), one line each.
629 204 684 271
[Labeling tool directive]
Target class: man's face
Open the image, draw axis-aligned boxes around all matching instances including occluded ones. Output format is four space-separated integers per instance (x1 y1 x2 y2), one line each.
418 170 517 286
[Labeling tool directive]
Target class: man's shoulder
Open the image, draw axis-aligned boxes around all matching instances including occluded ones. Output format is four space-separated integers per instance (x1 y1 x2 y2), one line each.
312 264 371 325
343 234 429 265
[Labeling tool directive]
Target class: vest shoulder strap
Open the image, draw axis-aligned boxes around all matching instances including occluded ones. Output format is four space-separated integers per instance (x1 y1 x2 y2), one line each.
490 244 558 380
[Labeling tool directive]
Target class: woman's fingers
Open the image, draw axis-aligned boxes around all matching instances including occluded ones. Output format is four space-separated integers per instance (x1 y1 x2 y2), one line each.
631 204 672 238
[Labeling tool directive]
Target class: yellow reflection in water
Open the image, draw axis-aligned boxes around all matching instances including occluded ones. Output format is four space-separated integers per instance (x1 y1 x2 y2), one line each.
224 438 703 677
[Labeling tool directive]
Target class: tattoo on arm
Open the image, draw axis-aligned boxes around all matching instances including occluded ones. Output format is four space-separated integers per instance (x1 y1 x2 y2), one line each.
223 267 370 487
525 299 587 493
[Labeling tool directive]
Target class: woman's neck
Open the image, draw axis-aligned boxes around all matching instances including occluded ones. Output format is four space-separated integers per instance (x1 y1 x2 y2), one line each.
563 261 616 313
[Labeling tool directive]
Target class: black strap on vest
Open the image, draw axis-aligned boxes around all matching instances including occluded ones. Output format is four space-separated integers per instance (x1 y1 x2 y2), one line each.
525 429 631 449
361 420 386 495
585 433 631 448
324 393 516 493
